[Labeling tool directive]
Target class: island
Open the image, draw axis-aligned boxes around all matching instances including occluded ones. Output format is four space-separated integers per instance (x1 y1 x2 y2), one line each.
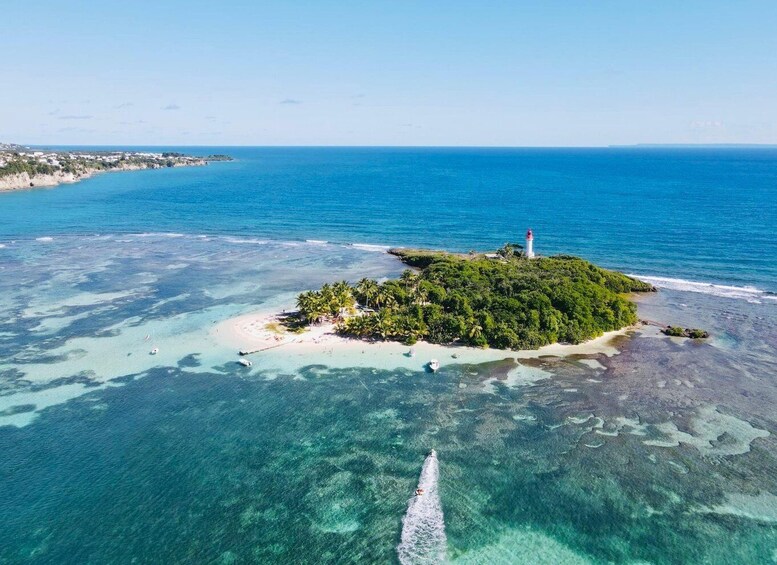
290 246 656 350
0 142 233 191
214 244 714 371
661 326 710 339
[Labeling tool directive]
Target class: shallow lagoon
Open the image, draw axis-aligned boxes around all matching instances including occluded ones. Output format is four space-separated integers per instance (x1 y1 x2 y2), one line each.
1 235 776 563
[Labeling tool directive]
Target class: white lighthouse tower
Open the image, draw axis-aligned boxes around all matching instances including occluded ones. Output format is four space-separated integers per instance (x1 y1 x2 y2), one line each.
525 228 535 258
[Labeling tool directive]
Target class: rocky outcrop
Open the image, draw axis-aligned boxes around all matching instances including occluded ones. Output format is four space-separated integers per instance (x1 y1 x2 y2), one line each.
0 171 80 191
0 160 207 192
661 326 710 339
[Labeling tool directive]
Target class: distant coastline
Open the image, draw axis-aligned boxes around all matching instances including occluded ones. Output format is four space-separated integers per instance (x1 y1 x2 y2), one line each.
609 143 777 149
0 143 232 192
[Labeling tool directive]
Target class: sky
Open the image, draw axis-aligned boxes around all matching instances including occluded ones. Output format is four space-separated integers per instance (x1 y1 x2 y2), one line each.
2 0 776 146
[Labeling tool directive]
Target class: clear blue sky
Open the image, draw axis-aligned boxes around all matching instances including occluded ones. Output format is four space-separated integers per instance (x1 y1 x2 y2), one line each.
2 1 776 146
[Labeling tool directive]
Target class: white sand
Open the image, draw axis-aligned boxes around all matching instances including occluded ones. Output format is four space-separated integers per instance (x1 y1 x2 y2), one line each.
212 307 635 372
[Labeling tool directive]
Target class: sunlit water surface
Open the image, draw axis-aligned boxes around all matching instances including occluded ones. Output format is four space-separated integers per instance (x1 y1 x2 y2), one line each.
3 148 777 563
1 234 776 563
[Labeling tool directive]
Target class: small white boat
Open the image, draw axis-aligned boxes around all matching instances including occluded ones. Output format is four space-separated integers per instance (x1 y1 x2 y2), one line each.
238 358 252 367
150 347 159 355
428 359 440 372
408 348 416 358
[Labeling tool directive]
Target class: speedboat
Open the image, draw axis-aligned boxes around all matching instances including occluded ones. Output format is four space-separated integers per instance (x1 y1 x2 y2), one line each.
428 449 437 458
150 347 159 355
415 488 424 496
428 359 440 372
238 358 252 367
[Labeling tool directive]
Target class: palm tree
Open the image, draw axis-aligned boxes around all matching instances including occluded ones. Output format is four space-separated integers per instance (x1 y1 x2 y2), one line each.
373 309 395 339
372 287 387 309
412 281 430 306
355 278 379 309
400 270 419 290
296 291 323 324
332 280 351 297
373 287 397 310
400 270 423 304
296 291 312 311
332 280 355 315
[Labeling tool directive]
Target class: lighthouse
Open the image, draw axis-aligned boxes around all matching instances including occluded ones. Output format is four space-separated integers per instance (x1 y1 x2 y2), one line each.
525 228 535 258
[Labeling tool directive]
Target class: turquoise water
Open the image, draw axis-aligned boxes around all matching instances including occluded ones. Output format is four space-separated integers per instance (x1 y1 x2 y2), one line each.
2 147 777 290
1 149 777 563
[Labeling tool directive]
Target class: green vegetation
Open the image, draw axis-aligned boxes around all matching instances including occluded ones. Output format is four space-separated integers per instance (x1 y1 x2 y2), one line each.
0 149 234 185
295 249 656 350
296 281 357 324
662 326 709 339
0 158 56 178
0 145 236 190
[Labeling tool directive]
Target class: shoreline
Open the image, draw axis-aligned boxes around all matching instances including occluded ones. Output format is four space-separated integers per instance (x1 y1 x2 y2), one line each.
212 307 637 371
0 160 208 192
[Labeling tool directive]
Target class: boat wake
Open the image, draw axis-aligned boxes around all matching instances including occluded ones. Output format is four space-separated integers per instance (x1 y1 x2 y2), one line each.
397 450 447 564
629 275 777 304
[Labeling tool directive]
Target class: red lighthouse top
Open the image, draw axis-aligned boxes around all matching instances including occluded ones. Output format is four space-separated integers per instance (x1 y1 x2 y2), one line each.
526 228 533 240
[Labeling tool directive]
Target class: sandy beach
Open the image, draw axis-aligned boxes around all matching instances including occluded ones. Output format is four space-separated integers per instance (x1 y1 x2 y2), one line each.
213 307 637 372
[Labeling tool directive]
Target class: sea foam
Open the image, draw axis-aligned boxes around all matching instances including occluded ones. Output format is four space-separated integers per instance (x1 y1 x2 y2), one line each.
222 236 270 245
630 275 777 303
351 243 392 252
397 451 447 564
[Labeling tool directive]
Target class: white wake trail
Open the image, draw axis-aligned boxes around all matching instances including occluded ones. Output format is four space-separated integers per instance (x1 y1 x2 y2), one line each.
397 450 447 564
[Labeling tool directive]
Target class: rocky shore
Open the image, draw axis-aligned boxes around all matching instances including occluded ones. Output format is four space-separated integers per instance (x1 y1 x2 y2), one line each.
0 161 210 191
0 145 230 192
661 326 710 339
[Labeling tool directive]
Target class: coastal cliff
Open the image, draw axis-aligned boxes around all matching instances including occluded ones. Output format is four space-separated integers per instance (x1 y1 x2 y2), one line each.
0 162 210 191
0 171 80 190
0 145 230 192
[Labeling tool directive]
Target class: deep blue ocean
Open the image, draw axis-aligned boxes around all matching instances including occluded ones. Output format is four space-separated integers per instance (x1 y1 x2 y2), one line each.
1 148 776 564
2 146 776 291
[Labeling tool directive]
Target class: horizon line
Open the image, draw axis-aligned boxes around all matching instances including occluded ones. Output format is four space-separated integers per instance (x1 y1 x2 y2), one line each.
15 142 777 149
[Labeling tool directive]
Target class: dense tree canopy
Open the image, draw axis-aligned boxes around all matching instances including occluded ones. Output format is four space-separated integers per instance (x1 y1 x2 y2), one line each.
295 250 655 350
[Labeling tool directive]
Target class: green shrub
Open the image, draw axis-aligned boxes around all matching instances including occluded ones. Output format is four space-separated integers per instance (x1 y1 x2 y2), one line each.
299 250 655 350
